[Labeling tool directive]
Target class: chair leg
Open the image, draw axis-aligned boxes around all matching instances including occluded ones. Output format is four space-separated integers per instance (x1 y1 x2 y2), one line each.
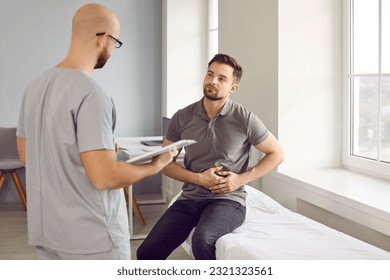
123 187 129 205
10 171 27 211
132 193 146 226
0 172 6 190
123 187 146 226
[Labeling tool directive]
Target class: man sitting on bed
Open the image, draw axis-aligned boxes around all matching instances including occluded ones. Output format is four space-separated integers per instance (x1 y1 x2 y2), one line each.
137 53 284 260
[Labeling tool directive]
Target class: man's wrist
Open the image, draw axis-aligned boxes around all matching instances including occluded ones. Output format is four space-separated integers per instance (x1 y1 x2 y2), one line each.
150 159 165 174
191 172 204 186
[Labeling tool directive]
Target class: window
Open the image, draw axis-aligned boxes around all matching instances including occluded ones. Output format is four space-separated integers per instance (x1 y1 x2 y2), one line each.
208 0 218 61
344 0 390 179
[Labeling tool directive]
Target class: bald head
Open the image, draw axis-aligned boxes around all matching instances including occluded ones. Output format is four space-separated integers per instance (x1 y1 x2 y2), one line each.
58 3 120 72
72 3 120 40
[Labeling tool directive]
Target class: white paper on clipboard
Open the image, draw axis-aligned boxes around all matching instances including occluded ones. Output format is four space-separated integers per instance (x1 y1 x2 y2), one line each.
125 139 196 163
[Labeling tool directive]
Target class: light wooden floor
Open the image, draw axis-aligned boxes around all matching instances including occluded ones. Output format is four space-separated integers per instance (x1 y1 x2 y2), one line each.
0 202 191 260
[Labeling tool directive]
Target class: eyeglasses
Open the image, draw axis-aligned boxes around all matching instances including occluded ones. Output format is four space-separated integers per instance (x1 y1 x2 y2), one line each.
96 32 122 48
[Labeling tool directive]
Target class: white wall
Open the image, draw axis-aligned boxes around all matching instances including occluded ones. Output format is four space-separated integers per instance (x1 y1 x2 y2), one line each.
219 0 279 137
162 0 207 118
261 0 343 208
278 0 343 171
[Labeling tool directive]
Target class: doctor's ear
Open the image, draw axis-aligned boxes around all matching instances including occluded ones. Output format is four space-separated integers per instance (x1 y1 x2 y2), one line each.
96 34 107 48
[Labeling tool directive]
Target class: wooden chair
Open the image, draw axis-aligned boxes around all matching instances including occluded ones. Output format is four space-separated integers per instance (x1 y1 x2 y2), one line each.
0 127 27 210
123 187 145 226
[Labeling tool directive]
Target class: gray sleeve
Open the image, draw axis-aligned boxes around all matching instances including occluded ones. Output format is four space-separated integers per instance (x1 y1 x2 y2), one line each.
248 113 269 146
76 89 115 153
165 111 182 143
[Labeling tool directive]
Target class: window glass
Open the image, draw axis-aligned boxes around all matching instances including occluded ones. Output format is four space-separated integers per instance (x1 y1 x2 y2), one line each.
382 0 390 73
208 0 219 61
381 77 390 162
346 0 390 179
351 77 379 160
352 0 379 74
210 0 218 29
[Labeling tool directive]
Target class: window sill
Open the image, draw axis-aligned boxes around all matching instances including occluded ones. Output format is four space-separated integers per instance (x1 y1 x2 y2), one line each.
265 168 390 236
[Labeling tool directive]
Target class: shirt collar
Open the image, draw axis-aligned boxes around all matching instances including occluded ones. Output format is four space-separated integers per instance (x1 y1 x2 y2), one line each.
196 97 233 120
219 98 233 116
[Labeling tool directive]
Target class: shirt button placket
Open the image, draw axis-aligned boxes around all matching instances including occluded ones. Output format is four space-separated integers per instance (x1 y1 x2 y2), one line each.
207 119 216 137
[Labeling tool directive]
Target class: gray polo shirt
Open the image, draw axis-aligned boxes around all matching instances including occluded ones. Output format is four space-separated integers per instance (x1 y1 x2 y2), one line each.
166 98 269 205
17 67 129 254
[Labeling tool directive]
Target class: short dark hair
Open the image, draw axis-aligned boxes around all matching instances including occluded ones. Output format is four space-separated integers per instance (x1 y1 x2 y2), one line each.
208 53 243 83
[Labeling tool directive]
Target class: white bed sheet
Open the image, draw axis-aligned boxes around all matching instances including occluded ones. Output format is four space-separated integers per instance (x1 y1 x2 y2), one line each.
172 186 390 260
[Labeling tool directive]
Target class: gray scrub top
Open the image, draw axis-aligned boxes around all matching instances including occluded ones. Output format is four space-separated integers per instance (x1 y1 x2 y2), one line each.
17 67 129 254
166 98 269 206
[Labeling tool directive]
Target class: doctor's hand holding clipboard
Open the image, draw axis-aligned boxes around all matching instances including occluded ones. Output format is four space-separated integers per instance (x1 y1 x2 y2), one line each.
123 139 196 164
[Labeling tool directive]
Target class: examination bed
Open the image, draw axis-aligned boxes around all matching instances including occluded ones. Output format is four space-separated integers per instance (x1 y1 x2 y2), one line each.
171 186 390 259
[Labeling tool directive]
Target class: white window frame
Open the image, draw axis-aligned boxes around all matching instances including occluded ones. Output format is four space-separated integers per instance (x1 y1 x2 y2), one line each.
208 0 218 61
343 0 390 181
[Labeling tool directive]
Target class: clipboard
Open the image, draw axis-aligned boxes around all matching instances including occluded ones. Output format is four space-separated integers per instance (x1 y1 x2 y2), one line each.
125 139 196 163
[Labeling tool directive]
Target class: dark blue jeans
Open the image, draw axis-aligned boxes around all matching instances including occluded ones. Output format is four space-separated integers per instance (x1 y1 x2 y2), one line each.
136 199 246 260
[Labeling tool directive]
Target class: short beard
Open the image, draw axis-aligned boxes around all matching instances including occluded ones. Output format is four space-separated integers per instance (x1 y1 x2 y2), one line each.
203 88 223 101
94 49 110 69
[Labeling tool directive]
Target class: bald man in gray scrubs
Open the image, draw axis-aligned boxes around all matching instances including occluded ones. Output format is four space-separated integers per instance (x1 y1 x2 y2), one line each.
137 53 284 260
16 3 177 260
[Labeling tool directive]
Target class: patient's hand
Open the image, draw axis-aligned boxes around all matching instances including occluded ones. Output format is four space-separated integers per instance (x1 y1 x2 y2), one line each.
199 166 225 190
209 171 241 194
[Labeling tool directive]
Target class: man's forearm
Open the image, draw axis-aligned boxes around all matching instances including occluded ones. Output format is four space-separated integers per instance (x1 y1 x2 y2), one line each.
237 151 284 186
162 161 202 185
81 149 175 190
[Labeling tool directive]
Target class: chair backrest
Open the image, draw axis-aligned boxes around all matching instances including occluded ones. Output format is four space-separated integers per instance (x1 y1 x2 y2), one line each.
0 127 19 160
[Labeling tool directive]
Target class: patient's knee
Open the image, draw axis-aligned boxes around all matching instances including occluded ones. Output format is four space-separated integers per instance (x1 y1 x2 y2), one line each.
191 230 217 260
136 244 148 260
136 243 160 260
192 230 214 246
